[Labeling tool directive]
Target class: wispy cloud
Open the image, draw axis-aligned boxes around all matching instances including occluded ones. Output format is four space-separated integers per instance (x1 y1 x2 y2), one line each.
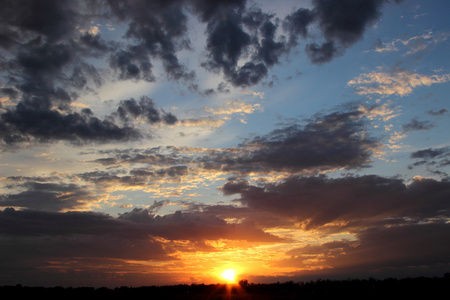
371 30 449 55
348 68 450 97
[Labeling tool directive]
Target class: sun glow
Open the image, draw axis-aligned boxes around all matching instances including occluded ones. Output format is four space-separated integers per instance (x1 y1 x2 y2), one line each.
221 269 236 283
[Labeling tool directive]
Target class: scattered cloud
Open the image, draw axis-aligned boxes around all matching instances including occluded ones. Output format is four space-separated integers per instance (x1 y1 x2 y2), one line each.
372 30 449 55
205 99 263 116
0 0 448 287
348 68 450 97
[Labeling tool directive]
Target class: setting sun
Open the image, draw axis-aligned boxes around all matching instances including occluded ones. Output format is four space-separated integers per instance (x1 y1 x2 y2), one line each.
221 269 236 282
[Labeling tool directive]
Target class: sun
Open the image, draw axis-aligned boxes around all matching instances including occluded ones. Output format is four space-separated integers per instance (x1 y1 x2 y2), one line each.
221 269 236 283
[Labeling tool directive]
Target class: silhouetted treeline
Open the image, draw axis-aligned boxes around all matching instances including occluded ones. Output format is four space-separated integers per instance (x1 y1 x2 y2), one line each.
1 274 449 299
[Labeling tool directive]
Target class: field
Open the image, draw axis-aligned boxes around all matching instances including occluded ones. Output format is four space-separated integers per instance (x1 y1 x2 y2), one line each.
1 275 448 299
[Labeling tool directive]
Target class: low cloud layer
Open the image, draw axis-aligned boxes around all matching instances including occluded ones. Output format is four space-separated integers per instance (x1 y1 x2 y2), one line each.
222 175 450 230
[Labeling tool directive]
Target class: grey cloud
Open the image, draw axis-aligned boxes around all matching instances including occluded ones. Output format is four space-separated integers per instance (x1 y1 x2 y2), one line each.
118 208 282 243
0 206 281 270
109 46 156 82
411 146 450 159
154 165 188 177
409 146 450 178
244 9 287 67
87 107 380 175
0 207 172 277
188 0 247 23
0 203 281 244
402 118 435 131
0 0 91 44
107 0 194 82
75 165 188 191
0 88 19 100
0 181 97 212
283 0 390 64
17 39 74 83
428 108 448 116
313 0 384 47
201 108 380 174
277 222 450 279
201 9 253 84
79 32 113 53
77 170 148 189
305 41 342 64
115 96 178 125
228 61 268 87
198 4 289 86
0 0 403 147
69 63 103 90
222 175 450 230
92 146 190 166
189 203 295 229
0 0 181 147
0 104 142 145
346 222 450 276
283 8 315 45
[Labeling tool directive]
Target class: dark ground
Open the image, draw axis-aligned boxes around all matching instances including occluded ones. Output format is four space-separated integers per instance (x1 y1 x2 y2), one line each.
1 274 449 299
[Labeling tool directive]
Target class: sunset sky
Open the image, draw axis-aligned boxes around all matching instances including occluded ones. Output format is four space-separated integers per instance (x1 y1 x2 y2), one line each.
1 0 450 288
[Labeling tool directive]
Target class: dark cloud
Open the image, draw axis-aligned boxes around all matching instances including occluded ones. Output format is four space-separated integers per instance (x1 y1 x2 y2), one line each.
197 3 290 86
402 118 435 131
109 46 156 82
0 104 142 146
283 8 315 45
74 165 189 192
201 8 255 85
222 175 450 230
76 170 151 190
0 206 281 245
17 39 74 82
312 0 384 47
0 0 90 44
276 222 450 279
0 181 96 212
79 32 113 53
427 108 448 116
107 0 194 82
188 0 247 23
283 0 391 64
0 207 172 287
69 62 103 90
200 108 380 174
0 203 282 285
245 9 287 67
92 146 190 166
305 41 342 64
0 88 19 100
0 0 183 148
115 96 178 125
411 146 450 159
0 205 281 282
409 146 450 177
119 208 282 242
0 0 403 148
0 0 401 94
85 106 380 175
